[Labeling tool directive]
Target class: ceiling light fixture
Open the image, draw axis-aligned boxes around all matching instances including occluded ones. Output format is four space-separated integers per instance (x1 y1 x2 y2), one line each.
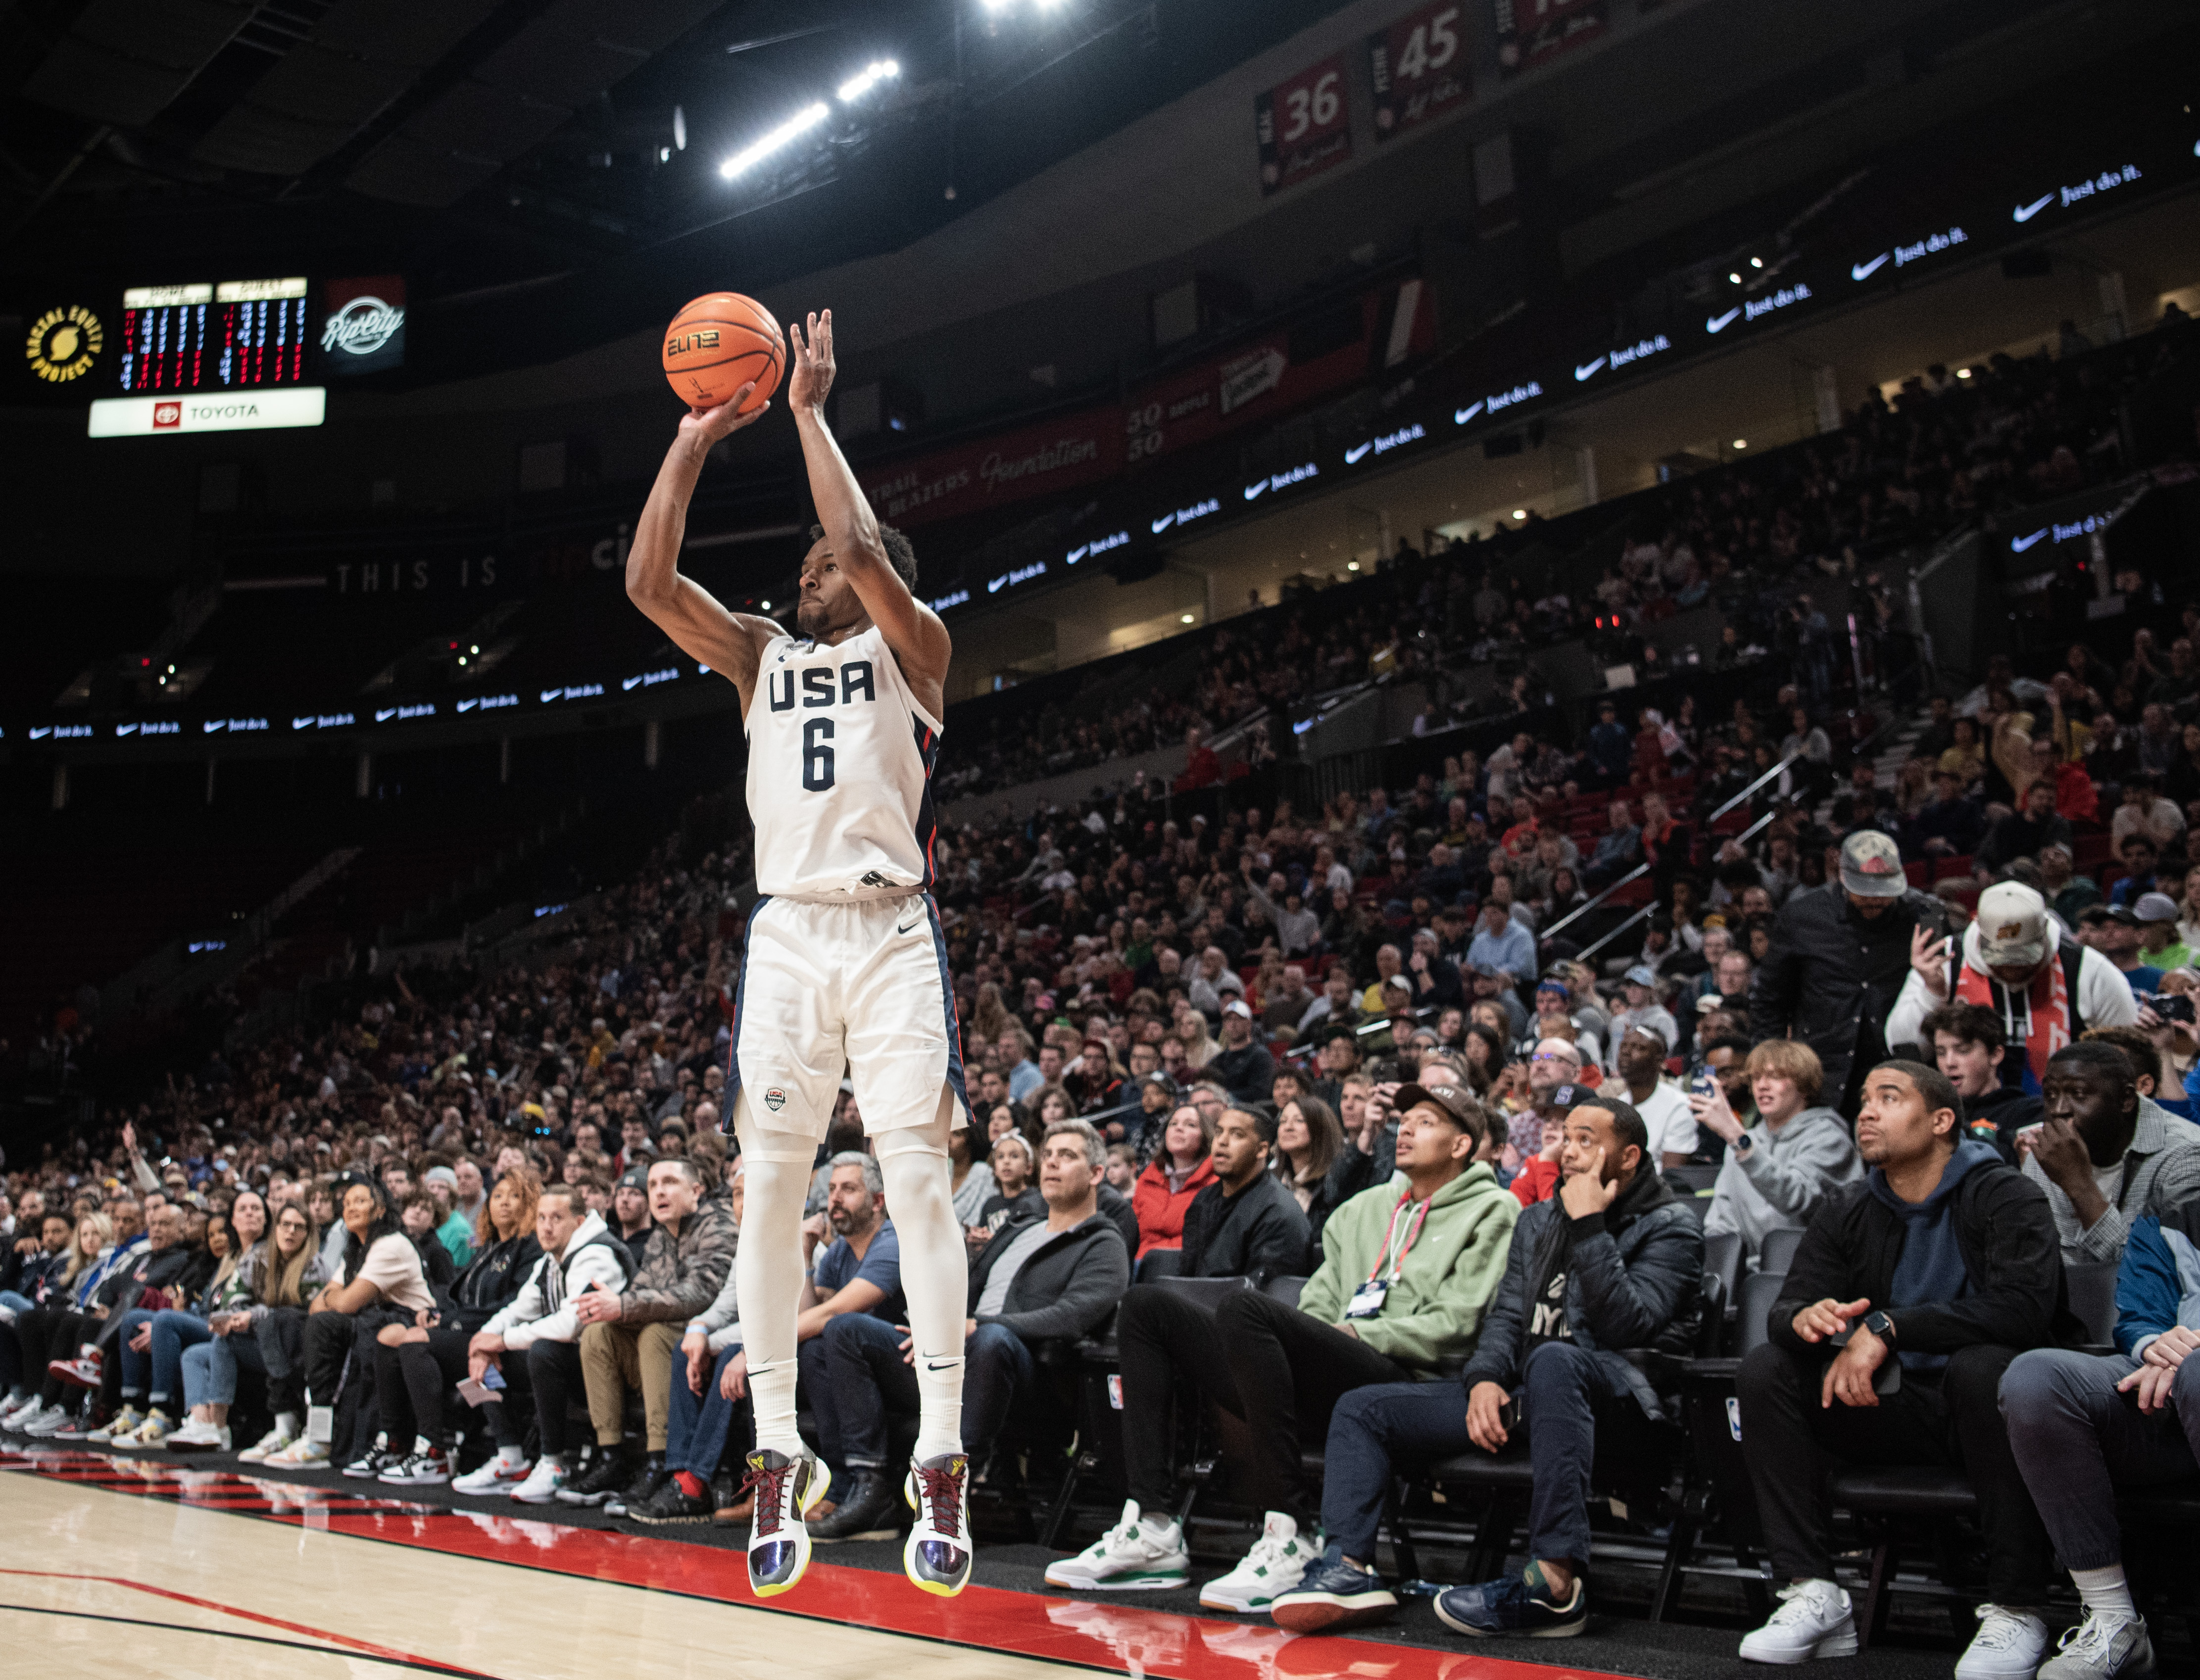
1180 613 1194 623
1512 509 1526 520
1728 272 1742 284
837 60 899 102
1733 439 1748 449
1749 256 1763 269
721 101 831 177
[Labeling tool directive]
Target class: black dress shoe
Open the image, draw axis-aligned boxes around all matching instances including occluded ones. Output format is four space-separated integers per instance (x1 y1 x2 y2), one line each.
810 1470 899 1542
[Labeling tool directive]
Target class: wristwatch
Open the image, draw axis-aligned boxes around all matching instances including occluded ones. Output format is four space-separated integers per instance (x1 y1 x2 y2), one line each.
1861 1310 1895 1344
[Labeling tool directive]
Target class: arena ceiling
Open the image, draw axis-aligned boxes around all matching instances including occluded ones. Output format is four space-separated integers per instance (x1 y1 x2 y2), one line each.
0 0 1352 372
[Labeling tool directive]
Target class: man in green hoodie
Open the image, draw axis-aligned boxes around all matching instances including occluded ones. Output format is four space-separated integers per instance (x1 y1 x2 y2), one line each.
1044 1081 1517 1614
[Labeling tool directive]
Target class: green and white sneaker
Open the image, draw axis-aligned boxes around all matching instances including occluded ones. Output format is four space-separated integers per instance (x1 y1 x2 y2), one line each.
1199 1511 1317 1613
1043 1499 1191 1592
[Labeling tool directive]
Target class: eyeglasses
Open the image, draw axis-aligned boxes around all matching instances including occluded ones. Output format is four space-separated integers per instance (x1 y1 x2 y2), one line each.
1530 1052 1579 1064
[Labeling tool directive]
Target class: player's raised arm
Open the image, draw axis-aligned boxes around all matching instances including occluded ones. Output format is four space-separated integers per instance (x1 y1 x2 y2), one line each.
786 311 952 692
627 389 780 714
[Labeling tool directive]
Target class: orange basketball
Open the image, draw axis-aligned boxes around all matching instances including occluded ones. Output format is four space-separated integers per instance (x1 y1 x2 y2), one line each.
662 292 783 413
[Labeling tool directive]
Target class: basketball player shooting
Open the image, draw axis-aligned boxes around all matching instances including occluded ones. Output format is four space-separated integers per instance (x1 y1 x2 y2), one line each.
625 310 974 1600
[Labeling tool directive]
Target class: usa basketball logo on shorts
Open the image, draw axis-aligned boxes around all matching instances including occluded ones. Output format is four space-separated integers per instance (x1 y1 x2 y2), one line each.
763 1087 787 1112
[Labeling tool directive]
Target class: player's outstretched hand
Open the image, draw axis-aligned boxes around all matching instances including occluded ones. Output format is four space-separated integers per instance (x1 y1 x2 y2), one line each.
787 310 836 411
677 382 767 450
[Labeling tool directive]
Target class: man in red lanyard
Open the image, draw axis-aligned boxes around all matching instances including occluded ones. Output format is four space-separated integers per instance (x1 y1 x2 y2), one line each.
1045 1083 1518 1616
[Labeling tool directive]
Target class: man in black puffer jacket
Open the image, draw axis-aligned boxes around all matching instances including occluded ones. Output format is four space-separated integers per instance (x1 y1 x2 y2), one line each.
1274 1093 1701 1637
1751 831 1949 1114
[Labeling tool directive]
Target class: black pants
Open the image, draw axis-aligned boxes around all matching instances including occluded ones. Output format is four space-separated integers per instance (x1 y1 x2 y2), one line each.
525 1339 586 1459
1736 1340 2052 1607
1119 1286 1411 1521
256 1307 307 1414
372 1327 471 1448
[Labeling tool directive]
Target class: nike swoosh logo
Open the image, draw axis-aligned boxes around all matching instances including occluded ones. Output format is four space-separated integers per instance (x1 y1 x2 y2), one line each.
1851 253 1890 281
292 716 313 731
1243 481 1268 501
1066 544 1089 563
2012 192 2053 223
1344 443 1372 464
622 676 642 692
986 575 1007 594
1150 514 1174 534
1705 308 1741 334
30 726 52 740
456 699 478 712
1573 356 1607 382
1453 401 1484 426
115 723 138 736
897 919 923 937
2009 528 2049 553
375 707 397 722
924 1359 959 1371
203 721 224 733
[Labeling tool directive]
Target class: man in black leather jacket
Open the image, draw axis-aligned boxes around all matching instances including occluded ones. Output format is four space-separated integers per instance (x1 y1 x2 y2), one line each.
1273 1094 1702 1638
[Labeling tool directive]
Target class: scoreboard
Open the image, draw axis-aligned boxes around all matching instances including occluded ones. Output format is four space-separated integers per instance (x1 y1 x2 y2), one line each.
118 276 311 393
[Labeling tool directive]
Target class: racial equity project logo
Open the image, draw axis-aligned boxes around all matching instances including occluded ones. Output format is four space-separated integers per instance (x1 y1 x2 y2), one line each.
26 304 103 383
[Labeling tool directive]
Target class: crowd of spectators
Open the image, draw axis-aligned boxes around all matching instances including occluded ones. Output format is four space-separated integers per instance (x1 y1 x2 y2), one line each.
3 314 2197 1671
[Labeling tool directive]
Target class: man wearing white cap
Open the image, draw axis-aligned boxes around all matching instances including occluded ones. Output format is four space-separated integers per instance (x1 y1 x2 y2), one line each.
1887 881 2138 1096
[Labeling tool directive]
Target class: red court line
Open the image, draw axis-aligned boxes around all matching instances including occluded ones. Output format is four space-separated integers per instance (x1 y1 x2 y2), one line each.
7 1448 1628 1680
0 1568 496 1678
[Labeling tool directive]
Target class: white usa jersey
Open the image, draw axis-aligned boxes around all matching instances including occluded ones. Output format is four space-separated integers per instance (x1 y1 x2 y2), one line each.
745 622 942 900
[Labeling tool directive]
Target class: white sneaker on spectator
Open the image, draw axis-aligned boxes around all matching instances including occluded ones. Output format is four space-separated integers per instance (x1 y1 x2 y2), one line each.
20 1403 72 1437
1043 1500 1192 1591
166 1418 231 1452
1199 1511 1318 1612
266 1436 330 1467
453 1454 533 1494
509 1459 568 1504
238 1423 297 1463
1956 1605 2050 1679
2039 1612 2152 1680
0 1392 39 1428
380 1441 451 1486
1738 1579 1858 1663
88 1406 145 1446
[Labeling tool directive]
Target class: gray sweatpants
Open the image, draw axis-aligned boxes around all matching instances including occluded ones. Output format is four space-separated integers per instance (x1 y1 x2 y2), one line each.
1998 1348 2200 1572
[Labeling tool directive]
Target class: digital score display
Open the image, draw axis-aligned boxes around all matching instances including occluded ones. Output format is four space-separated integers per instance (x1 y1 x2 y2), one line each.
118 277 311 393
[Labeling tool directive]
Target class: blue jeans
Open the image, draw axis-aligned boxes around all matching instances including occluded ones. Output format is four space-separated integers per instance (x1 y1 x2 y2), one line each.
0 1290 37 1315
1322 1341 1653 1569
118 1309 213 1407
664 1343 752 1480
2000 1348 2200 1573
820 1312 1033 1473
181 1328 269 1409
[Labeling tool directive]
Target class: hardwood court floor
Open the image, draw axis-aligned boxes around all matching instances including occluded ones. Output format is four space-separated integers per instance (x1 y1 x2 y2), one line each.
0 1445 1629 1680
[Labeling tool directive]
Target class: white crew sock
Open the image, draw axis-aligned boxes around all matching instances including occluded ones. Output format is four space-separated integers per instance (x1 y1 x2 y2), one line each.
2070 1565 2137 1624
1139 1512 1177 1539
274 1411 299 1438
733 1100 814 1461
877 1104 970 1464
496 1443 526 1467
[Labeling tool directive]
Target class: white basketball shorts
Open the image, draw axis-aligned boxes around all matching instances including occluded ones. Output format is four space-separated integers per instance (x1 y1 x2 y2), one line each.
727 892 969 1141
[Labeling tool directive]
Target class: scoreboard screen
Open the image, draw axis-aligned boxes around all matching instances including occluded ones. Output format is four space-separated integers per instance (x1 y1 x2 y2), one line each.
118 276 311 393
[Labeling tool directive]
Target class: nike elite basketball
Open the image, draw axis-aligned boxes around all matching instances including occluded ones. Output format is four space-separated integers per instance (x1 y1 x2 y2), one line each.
662 292 784 412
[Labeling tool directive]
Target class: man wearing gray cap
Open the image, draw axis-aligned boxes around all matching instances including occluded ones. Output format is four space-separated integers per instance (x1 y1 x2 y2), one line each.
2133 891 2192 974
1751 830 1950 1112
1887 881 2138 1095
